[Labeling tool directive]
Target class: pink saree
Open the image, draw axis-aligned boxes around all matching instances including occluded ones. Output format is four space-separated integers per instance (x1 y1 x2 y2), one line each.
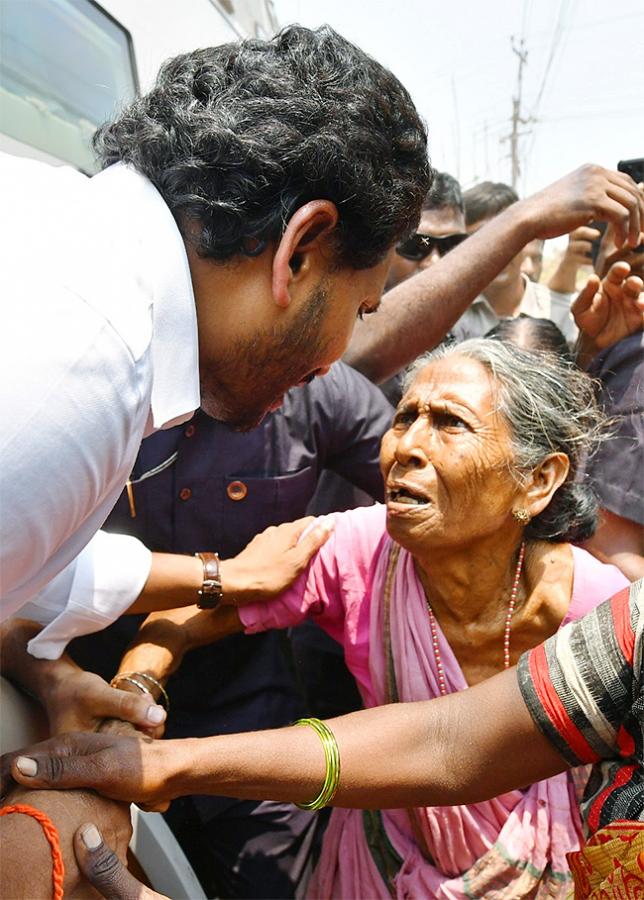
310 541 585 898
240 505 628 899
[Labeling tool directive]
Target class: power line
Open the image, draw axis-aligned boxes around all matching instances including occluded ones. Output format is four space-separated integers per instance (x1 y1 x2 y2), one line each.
530 0 570 119
541 107 644 122
522 0 576 192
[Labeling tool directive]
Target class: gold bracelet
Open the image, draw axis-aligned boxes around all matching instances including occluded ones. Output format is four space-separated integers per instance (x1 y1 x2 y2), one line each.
110 674 152 699
294 718 341 810
114 671 170 712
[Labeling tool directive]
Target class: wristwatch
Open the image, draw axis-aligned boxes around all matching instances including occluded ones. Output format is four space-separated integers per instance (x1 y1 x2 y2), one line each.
195 552 223 610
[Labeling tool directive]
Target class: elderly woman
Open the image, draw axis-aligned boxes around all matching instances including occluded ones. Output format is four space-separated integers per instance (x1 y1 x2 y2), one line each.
72 338 625 898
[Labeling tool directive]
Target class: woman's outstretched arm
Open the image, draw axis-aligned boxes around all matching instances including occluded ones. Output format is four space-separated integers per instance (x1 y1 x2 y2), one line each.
7 582 638 812
2 666 567 810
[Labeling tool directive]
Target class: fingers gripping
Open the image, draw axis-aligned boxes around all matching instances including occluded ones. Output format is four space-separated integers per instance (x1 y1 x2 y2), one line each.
284 516 316 546
11 741 100 791
108 686 166 729
295 519 334 565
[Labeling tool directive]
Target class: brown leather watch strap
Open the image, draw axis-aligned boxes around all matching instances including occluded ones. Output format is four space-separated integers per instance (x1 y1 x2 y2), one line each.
195 552 223 610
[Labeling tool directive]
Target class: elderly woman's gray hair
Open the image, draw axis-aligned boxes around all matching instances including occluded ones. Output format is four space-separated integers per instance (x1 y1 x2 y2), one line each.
403 338 607 543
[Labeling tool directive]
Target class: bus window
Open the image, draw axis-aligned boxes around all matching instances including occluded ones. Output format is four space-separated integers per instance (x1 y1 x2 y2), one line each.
0 0 137 172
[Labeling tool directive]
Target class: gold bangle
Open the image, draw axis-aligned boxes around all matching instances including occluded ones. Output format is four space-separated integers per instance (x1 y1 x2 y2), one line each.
110 674 152 698
115 671 170 712
294 718 340 810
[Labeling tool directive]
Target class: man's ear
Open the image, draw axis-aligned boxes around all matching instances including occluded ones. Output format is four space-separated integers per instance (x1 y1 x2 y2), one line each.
521 453 570 520
272 200 339 308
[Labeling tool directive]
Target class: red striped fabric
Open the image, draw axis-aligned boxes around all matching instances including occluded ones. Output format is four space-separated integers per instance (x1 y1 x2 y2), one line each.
586 763 638 834
528 642 600 764
610 585 635 664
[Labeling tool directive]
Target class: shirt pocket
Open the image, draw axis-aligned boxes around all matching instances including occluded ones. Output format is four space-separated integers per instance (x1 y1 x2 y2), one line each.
217 466 318 556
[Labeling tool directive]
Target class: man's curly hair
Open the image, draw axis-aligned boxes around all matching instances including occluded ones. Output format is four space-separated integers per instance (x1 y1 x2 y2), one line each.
93 25 431 269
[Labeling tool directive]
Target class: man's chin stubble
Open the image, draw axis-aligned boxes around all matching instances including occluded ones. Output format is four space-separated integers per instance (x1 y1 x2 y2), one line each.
199 390 269 431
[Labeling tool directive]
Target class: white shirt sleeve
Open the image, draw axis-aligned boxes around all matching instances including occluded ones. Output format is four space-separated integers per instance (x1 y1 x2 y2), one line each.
549 290 579 344
23 531 152 660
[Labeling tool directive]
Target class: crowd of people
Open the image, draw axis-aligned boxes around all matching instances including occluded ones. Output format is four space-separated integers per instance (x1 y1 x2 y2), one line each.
1 24 642 900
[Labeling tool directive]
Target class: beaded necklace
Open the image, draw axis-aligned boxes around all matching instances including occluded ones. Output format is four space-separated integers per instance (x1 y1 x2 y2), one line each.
426 541 526 696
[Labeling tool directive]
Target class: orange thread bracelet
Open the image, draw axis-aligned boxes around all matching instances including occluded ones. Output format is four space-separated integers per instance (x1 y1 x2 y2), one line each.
0 803 65 900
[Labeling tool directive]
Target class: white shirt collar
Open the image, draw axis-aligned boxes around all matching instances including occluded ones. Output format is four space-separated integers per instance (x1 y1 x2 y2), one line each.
89 163 200 431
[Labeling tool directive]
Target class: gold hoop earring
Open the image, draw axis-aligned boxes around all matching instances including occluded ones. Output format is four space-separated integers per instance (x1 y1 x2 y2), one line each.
512 509 531 524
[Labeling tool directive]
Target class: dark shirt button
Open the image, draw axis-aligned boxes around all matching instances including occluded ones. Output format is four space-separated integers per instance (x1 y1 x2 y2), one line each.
227 480 248 501
179 487 192 501
185 424 196 438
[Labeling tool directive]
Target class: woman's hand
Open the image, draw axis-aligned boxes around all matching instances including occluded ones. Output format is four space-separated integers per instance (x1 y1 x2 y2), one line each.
572 259 644 356
220 516 333 605
44 663 167 738
3 732 176 808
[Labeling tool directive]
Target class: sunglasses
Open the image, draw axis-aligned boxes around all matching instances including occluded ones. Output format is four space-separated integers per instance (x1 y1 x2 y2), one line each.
396 231 468 261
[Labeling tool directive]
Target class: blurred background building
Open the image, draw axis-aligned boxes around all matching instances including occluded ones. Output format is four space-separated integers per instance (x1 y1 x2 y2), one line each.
0 0 279 172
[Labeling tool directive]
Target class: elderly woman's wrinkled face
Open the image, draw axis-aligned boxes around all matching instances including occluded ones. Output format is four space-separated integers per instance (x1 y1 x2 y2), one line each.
380 355 522 553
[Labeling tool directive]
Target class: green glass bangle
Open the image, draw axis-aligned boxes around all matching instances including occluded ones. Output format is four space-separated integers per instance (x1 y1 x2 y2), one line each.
294 717 341 811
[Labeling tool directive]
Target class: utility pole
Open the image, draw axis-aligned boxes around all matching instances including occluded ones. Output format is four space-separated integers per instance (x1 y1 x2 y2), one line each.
502 36 534 190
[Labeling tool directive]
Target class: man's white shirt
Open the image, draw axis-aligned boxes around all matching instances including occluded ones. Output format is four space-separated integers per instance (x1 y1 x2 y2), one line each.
0 153 200 658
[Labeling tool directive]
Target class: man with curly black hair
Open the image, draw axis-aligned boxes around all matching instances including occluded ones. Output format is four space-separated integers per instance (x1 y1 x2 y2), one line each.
91 26 431 431
1 25 430 649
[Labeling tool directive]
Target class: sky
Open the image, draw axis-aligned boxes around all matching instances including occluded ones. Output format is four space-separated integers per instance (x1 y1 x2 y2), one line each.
272 0 644 199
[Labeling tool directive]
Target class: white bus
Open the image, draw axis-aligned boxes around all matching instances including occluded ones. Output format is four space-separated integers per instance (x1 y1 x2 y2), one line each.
0 0 280 172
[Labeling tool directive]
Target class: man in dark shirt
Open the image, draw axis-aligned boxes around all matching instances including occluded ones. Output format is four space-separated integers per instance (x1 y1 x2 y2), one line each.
69 361 393 899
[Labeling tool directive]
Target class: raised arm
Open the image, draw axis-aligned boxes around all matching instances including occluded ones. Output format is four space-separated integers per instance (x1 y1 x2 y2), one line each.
346 165 644 383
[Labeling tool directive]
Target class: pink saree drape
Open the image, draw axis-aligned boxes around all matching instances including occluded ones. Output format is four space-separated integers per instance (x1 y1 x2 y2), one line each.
240 506 628 899
309 540 583 899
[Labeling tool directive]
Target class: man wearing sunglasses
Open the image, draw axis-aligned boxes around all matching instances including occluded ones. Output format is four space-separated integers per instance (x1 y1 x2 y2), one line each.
387 171 467 290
